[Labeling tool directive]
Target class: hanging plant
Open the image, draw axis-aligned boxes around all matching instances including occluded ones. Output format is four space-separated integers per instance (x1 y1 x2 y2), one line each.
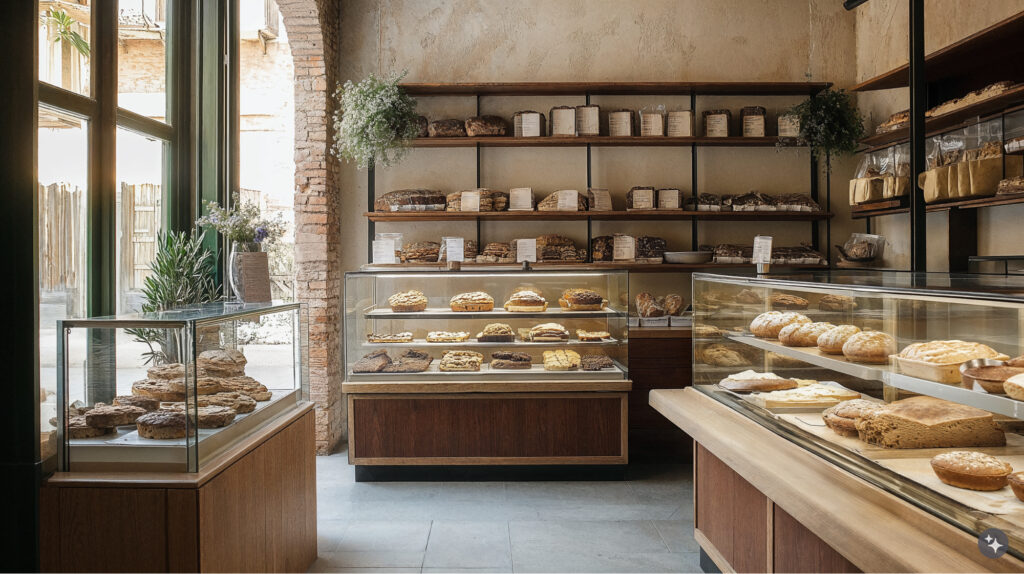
786 87 866 173
331 70 421 169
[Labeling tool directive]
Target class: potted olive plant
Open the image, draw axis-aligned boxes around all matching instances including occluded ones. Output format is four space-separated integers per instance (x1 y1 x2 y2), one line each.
332 71 422 169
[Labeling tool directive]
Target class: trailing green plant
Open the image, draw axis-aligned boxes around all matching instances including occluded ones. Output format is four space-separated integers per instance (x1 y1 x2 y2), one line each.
785 87 866 173
196 192 286 246
48 9 90 59
332 70 421 169
126 230 220 365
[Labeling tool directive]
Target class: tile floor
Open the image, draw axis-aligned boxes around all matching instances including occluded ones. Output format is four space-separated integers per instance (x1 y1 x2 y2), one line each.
311 450 700 573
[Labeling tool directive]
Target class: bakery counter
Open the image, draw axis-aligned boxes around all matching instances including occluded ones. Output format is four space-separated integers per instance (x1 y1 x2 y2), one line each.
364 306 626 319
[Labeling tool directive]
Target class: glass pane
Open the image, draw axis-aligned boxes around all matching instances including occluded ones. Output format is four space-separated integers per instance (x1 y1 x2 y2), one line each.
116 128 166 314
39 1 92 96
38 106 89 464
239 0 295 301
118 0 168 121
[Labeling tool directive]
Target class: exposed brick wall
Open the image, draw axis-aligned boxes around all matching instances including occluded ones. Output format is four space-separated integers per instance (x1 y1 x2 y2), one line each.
281 0 343 454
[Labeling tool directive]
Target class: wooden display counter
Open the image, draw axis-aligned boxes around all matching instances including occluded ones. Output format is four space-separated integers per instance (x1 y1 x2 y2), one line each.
39 403 317 573
343 380 629 479
650 388 1024 573
628 328 693 462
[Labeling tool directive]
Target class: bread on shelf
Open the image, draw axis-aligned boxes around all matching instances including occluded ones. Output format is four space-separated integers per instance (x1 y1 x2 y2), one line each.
855 396 1006 449
930 451 1013 491
749 311 811 339
778 322 835 347
842 331 895 364
817 324 861 355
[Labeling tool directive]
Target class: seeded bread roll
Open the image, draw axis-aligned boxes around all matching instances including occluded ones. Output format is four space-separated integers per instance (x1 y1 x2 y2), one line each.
930 451 1013 491
749 311 811 339
778 322 835 347
817 325 861 355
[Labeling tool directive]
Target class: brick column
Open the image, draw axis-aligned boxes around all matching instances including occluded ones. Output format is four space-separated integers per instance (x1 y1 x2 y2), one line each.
280 0 343 454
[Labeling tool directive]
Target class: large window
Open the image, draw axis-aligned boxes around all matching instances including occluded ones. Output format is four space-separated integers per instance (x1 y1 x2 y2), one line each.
39 1 92 96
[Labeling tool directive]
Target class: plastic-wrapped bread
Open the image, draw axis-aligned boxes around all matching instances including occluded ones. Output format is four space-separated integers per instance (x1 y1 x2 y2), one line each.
513 111 546 137
550 106 576 136
537 190 588 211
445 189 509 212
374 189 447 212
608 109 633 136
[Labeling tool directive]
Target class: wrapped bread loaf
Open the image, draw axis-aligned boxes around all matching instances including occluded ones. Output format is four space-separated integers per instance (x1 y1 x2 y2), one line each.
538 190 588 211
374 189 446 212
465 116 508 136
439 240 478 262
627 186 656 210
428 119 467 137
401 241 441 263
476 242 514 263
446 189 509 212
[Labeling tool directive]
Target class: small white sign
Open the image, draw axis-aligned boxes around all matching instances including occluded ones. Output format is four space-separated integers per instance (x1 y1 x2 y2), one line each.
589 189 612 211
632 189 655 210
460 190 480 212
509 187 534 211
516 238 537 263
743 115 766 138
613 235 636 261
445 237 465 262
753 235 773 264
658 189 680 209
556 189 580 211
372 240 396 264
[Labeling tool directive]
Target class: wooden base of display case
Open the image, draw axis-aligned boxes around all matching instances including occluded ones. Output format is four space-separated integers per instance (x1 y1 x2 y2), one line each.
628 329 693 462
39 404 316 573
650 388 1024 573
344 381 629 477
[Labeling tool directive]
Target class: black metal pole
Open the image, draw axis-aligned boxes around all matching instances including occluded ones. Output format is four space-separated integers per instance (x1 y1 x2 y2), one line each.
367 163 375 263
909 0 927 271
690 91 698 249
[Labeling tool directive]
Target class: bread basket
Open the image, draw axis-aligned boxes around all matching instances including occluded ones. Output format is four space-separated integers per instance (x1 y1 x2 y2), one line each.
893 353 1010 384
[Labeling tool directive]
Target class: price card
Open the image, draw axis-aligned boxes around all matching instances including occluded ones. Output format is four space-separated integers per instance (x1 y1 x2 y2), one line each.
743 115 766 137
631 188 654 210
445 237 465 262
613 234 636 261
556 189 580 211
753 235 773 264
372 240 397 264
509 187 534 211
460 190 480 212
658 189 680 209
516 238 537 263
589 188 612 211
705 114 729 137
519 113 542 137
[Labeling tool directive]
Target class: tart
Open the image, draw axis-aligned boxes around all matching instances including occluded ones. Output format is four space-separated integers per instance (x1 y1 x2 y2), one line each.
817 325 861 355
558 288 604 311
749 311 811 339
388 290 429 312
842 331 896 364
504 289 547 312
450 291 495 312
930 451 1012 491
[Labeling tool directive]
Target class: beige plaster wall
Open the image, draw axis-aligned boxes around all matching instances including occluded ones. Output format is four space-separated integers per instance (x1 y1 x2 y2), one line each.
854 0 1024 270
339 0 859 303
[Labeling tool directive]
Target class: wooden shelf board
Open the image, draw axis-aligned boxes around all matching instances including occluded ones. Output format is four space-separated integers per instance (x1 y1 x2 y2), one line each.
408 136 806 148
365 210 833 223
401 81 829 97
360 261 828 272
851 11 1024 92
851 194 1024 218
860 85 1024 151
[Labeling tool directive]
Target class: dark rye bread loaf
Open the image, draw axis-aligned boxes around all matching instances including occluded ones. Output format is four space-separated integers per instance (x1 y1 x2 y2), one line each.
591 235 613 261
428 119 467 137
465 116 508 136
374 189 446 212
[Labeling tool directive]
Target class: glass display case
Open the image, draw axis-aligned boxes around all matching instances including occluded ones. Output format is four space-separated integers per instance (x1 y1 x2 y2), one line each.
344 269 629 381
692 271 1024 558
53 302 308 473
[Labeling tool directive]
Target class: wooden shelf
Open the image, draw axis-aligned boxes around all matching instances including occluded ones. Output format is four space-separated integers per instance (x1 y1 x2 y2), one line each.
851 11 1024 92
409 135 805 148
361 262 828 273
851 193 1024 219
401 81 830 97
365 210 833 223
859 85 1024 151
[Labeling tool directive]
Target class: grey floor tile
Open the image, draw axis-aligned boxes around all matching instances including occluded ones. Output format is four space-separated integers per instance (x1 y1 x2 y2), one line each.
315 550 425 569
423 521 512 569
310 565 419 574
510 520 670 554
422 569 511 573
530 501 678 521
511 548 691 573
335 520 433 552
318 519 352 554
437 481 507 503
652 520 700 553
505 481 639 506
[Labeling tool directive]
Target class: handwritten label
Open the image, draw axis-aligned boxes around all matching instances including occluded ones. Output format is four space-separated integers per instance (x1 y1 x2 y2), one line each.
778 115 800 137
516 238 537 263
460 190 480 212
372 240 397 264
589 189 612 211
613 235 636 261
631 189 654 210
658 189 680 209
667 111 692 137
743 115 766 137
445 237 465 262
509 187 534 211
556 190 580 211
753 235 773 264
705 114 729 137
609 111 632 136
641 113 664 136
517 112 542 137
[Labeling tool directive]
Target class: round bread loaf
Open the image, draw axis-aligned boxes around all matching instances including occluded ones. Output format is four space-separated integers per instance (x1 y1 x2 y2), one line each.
1009 472 1024 501
842 331 896 364
1004 374 1024 401
136 411 192 440
132 379 186 402
197 349 248 377
113 395 160 412
67 415 115 439
822 398 882 437
778 322 835 347
749 311 811 339
817 325 861 355
930 451 1012 491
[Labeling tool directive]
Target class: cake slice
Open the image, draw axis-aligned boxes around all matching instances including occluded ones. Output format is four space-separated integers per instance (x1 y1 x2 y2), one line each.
855 396 1006 448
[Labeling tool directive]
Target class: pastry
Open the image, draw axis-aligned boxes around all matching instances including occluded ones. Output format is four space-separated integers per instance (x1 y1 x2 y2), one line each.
749 311 811 339
197 349 247 377
719 371 797 392
777 193 822 211
961 365 1024 394
635 236 667 260
136 410 193 439
450 291 495 312
635 292 666 317
446 189 509 212
770 293 809 310
897 340 1008 365
528 323 570 342
388 290 429 312
591 235 614 262
401 241 441 263
733 289 763 304
558 288 604 311
543 349 581 371
749 383 858 407
352 349 392 373
581 354 614 371
113 395 160 412
842 331 896 364
930 451 1013 491
85 404 147 428
161 403 237 429
374 189 447 213
464 116 508 137
927 81 1015 118
822 399 884 437
132 379 186 402
700 344 750 367
998 176 1024 196
490 351 532 370
477 323 515 342
818 294 857 312
219 376 272 401
428 119 467 137
662 294 684 316
67 416 115 439
576 329 611 341
503 289 547 312
476 242 514 263
778 322 836 347
439 350 484 372
426 331 470 343
1010 472 1024 502
199 391 257 414
817 325 861 355
367 332 414 343
856 396 1005 448
439 239 479 262
1003 374 1024 401
382 349 433 373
